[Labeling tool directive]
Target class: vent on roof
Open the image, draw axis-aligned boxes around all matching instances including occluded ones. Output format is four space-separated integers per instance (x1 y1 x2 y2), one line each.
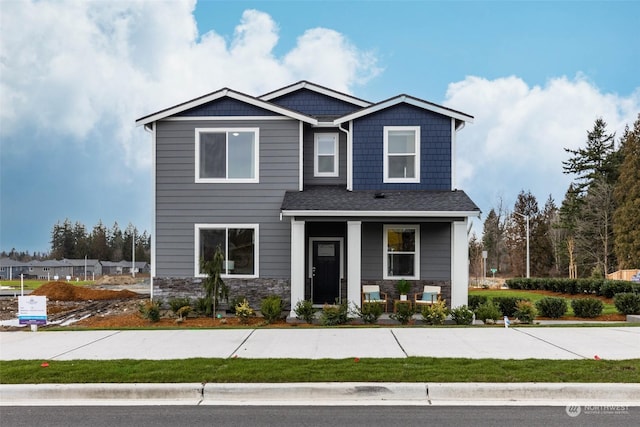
374 192 385 199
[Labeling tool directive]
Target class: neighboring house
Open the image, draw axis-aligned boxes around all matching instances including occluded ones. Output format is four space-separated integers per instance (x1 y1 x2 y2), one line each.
101 260 149 275
0 258 30 279
27 259 74 280
136 81 480 316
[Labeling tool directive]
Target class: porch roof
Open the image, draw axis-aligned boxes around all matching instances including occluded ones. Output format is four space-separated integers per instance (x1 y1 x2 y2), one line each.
281 186 481 218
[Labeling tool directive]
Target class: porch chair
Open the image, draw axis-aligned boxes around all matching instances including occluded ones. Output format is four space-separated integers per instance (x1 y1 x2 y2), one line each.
414 285 442 307
362 285 388 312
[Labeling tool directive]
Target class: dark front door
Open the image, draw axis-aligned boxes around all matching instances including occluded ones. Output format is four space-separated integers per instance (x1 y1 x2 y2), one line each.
312 240 340 304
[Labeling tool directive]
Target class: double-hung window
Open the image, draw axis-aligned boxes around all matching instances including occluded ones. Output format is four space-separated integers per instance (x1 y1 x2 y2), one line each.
195 224 259 278
314 133 339 177
383 225 420 279
196 128 259 183
383 126 420 183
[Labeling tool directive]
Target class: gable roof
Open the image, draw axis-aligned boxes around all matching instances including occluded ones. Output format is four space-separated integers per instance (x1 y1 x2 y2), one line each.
281 186 480 218
333 94 474 128
135 88 318 127
260 80 372 108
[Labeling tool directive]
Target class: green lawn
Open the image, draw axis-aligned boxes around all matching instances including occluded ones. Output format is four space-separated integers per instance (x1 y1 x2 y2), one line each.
0 280 95 290
1 358 639 384
469 289 619 316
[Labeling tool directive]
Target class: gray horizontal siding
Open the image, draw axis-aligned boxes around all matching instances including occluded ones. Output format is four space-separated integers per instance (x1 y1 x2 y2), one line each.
155 119 299 278
361 222 451 281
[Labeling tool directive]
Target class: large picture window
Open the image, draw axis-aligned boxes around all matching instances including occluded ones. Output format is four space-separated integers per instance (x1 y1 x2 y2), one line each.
383 225 419 279
383 126 420 183
314 133 339 177
196 128 259 183
195 224 258 278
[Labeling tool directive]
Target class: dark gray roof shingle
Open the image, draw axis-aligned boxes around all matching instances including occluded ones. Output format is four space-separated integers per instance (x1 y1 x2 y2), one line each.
281 186 480 214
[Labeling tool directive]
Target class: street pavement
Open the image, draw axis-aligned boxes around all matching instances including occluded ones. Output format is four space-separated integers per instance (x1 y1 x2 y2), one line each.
1 326 639 406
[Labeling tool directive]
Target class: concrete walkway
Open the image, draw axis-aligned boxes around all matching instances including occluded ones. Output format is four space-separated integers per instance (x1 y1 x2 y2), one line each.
1 326 638 360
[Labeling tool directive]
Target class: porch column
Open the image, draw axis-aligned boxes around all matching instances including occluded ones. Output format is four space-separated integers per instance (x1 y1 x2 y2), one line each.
290 219 305 318
451 218 469 308
347 221 362 309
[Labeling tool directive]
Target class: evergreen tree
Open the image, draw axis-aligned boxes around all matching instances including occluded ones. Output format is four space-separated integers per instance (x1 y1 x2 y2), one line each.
505 191 538 277
562 118 617 195
613 115 640 269
575 178 616 276
90 221 110 261
482 204 507 274
109 222 124 261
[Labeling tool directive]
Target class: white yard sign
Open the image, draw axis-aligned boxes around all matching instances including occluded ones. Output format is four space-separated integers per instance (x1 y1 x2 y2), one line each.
18 295 47 325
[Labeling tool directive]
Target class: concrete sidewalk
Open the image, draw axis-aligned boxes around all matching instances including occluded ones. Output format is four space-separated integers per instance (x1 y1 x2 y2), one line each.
1 326 638 360
2 327 639 407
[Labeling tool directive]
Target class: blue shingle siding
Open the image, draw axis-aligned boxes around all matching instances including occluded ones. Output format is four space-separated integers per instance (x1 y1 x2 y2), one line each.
352 104 452 190
270 89 362 116
177 98 274 116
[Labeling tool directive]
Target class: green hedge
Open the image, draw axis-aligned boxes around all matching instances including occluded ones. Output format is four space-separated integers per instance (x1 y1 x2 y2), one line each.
505 278 639 297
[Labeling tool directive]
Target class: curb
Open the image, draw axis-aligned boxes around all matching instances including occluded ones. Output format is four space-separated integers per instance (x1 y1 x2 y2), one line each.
2 383 640 406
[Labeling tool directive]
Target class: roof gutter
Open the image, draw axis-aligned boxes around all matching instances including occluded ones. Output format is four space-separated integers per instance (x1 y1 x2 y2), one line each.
280 210 481 218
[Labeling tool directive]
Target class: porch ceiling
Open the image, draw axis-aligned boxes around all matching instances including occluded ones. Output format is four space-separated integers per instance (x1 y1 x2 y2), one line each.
281 186 481 218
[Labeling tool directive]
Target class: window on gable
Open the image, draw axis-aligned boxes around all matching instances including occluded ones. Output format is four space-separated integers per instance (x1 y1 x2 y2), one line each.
314 133 339 177
195 224 258 278
383 225 420 279
196 128 259 183
384 126 420 183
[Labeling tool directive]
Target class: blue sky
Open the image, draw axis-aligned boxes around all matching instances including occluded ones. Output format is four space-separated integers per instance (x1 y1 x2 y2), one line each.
1 0 639 253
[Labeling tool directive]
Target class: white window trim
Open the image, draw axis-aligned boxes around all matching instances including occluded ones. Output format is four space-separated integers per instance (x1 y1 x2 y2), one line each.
195 127 259 183
194 224 259 279
383 126 420 183
383 224 420 280
314 132 339 177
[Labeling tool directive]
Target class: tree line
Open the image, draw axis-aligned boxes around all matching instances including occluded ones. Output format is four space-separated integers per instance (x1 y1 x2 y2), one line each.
49 219 151 263
471 114 640 279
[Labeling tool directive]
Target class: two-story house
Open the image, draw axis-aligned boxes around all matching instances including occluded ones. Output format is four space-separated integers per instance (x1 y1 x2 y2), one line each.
136 81 480 317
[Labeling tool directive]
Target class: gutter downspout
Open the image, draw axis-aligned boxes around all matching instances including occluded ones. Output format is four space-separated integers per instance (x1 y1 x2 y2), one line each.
338 121 352 191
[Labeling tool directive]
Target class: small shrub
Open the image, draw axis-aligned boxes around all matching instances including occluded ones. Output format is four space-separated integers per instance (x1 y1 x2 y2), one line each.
358 302 384 324
535 297 568 319
229 295 247 312
138 299 161 322
194 297 209 315
474 301 502 323
492 296 529 317
571 298 604 318
450 305 474 325
421 300 448 325
235 298 255 324
320 301 350 326
294 299 316 323
168 297 191 315
390 302 415 325
613 293 640 315
514 300 537 324
468 294 488 310
260 295 283 324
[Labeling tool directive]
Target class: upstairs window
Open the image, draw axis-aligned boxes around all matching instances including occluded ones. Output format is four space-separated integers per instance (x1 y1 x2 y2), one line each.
196 128 259 183
383 126 420 183
383 225 420 279
314 133 339 177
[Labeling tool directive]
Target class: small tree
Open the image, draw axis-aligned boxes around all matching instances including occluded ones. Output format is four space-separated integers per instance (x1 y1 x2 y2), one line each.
200 245 229 317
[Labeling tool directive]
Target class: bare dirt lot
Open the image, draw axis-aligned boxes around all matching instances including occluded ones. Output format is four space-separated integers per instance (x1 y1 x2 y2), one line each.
0 278 285 329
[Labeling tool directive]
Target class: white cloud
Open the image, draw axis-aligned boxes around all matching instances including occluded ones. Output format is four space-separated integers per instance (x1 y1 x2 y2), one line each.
445 75 640 213
0 2 379 171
